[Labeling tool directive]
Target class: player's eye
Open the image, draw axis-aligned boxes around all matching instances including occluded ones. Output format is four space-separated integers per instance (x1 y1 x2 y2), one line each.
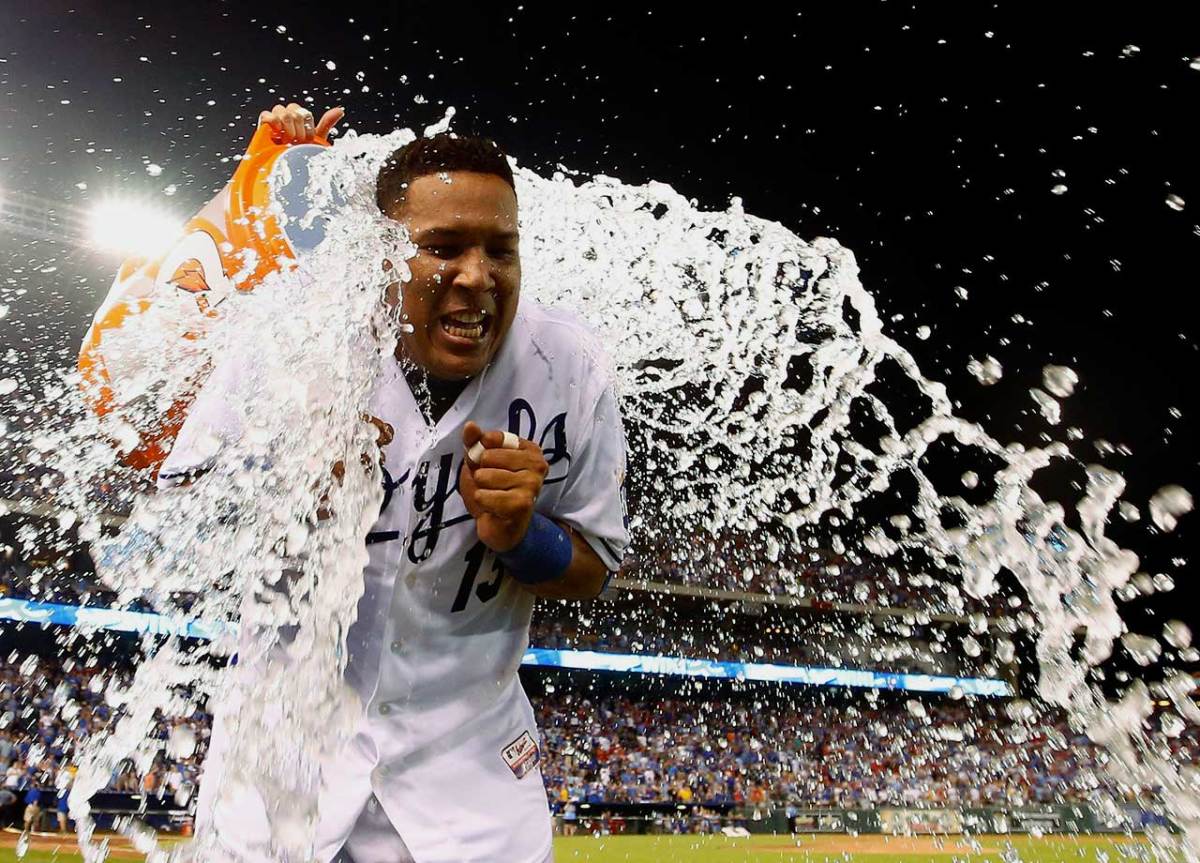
489 247 517 260
423 244 459 259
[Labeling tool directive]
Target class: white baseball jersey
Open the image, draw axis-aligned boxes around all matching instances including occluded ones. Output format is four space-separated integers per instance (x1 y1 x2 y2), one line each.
160 301 630 862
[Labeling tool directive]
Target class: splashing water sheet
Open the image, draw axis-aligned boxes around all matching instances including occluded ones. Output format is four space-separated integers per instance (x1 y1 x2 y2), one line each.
3 110 1195 860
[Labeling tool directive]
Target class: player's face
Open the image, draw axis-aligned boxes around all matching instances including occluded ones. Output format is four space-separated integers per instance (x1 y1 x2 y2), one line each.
384 172 520 381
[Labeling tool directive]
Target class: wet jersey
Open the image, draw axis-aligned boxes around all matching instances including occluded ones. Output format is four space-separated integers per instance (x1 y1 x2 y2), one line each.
161 301 630 862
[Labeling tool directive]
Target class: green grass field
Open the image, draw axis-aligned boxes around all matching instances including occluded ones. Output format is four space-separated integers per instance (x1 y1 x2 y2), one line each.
551 834 1158 862
0 832 1165 862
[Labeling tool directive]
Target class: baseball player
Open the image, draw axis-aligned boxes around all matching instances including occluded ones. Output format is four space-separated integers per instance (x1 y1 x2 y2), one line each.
154 104 630 862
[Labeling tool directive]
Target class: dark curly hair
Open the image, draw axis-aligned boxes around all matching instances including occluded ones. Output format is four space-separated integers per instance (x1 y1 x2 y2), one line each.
375 133 516 216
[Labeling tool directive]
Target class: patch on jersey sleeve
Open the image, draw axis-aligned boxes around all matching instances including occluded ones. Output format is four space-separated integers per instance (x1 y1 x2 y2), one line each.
500 730 541 780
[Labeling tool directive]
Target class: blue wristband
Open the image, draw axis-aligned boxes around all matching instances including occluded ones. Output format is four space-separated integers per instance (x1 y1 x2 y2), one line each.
499 513 573 584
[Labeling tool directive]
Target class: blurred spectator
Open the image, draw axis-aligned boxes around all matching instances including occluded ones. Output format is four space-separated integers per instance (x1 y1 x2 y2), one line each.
535 693 1157 815
0 654 208 828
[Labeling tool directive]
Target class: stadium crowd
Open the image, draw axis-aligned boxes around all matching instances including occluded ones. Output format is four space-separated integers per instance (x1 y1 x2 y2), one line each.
4 650 1192 834
0 654 207 830
535 693 1143 815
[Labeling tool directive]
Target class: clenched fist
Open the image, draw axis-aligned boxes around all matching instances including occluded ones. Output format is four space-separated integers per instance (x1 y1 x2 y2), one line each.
459 421 549 552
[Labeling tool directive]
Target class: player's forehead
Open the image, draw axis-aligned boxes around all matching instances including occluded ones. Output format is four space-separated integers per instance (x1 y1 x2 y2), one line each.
401 171 518 240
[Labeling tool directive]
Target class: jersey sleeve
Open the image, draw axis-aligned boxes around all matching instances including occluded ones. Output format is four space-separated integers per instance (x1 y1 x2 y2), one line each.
548 382 630 573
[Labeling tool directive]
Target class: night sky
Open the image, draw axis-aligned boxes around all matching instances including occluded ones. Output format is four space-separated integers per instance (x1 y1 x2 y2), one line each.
1 3 1198 645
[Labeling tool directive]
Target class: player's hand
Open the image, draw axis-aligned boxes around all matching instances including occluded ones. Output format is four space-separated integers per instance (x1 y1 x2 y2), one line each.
258 103 344 145
459 421 549 552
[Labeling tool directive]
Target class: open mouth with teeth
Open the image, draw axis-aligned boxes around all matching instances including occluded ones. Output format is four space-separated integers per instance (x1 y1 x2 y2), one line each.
438 309 491 342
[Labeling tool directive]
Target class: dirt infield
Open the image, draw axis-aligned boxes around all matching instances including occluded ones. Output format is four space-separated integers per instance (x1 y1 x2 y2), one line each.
0 827 184 859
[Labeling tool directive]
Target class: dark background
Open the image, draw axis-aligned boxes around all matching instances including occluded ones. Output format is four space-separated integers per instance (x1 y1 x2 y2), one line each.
1 3 1198 652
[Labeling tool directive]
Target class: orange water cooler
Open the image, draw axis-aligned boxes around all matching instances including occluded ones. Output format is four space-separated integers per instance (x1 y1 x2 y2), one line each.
78 125 332 473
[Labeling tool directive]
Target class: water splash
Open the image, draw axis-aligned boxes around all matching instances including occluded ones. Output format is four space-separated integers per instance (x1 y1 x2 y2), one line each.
1150 484 1194 533
45 128 415 861
5 116 1195 858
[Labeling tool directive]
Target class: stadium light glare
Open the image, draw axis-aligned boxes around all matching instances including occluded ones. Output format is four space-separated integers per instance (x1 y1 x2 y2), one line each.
89 198 182 256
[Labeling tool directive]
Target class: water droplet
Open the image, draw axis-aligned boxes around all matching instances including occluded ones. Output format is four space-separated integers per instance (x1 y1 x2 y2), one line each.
0 378 17 396
1149 484 1193 532
1006 700 1035 722
146 163 163 177
1042 364 1078 398
1029 388 1061 424
1051 183 1068 195
1161 713 1186 737
1166 193 1186 212
325 60 337 71
967 355 1002 385
1120 632 1161 666
167 724 197 759
996 638 1015 664
1163 620 1192 650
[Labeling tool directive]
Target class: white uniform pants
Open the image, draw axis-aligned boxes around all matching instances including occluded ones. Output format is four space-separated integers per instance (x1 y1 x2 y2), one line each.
333 797 554 863
333 796 414 862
